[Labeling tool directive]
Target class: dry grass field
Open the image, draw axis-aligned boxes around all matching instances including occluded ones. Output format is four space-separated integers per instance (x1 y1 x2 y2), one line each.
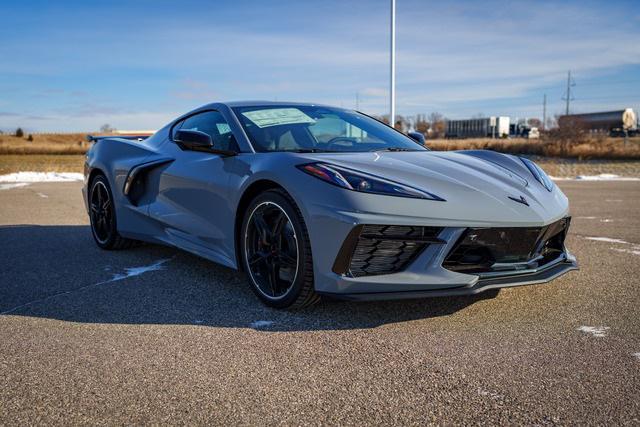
428 136 640 160
0 155 84 175
1 133 640 177
0 134 89 155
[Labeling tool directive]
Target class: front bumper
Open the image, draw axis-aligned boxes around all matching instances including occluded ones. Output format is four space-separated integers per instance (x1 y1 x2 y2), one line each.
306 203 578 299
320 252 578 300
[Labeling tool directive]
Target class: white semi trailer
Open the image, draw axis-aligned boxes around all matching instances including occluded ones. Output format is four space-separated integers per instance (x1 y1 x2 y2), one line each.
445 116 510 139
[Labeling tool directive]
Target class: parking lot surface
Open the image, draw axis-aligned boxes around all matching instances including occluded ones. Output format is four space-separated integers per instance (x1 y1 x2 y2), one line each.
1 181 639 425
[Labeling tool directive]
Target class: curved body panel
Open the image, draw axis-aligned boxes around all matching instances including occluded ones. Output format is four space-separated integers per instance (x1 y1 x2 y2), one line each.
84 101 577 301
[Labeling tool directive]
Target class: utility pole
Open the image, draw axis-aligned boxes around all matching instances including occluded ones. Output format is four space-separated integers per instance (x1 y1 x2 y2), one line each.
389 0 396 128
542 94 547 130
355 91 360 110
562 70 574 115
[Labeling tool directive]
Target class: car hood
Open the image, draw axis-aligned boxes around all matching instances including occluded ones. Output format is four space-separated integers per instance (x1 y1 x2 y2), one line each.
295 150 569 225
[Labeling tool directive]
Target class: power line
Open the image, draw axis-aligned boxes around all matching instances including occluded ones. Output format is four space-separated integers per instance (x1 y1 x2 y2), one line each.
572 78 640 87
542 94 547 130
562 70 575 115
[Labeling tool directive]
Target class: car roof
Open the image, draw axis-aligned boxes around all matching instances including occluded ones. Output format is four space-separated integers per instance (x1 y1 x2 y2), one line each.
207 100 334 109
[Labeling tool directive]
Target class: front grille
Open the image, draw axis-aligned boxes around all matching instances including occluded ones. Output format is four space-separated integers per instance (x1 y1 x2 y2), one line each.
333 225 444 277
443 218 570 274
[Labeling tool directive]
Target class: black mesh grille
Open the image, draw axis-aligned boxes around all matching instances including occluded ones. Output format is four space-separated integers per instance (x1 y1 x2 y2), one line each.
343 225 443 277
443 218 570 274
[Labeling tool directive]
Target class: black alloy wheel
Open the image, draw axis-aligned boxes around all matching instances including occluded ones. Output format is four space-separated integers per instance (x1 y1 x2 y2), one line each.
89 174 136 250
241 189 319 309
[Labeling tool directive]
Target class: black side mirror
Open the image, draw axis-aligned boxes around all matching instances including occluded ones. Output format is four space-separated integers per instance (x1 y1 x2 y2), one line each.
407 131 426 145
174 129 236 156
174 129 213 150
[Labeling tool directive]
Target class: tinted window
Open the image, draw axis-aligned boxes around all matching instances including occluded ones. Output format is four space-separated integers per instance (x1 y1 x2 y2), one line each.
174 110 237 151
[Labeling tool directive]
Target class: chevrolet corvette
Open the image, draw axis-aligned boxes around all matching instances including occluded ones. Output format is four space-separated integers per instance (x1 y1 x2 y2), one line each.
83 101 578 308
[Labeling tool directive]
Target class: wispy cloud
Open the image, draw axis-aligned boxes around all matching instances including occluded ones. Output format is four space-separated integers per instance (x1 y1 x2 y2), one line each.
1 0 638 131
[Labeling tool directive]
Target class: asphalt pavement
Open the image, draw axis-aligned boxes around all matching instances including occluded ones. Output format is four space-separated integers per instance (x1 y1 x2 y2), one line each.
0 181 639 425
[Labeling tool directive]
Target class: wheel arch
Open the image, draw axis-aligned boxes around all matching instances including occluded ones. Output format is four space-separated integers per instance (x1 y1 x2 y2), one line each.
86 167 107 201
234 179 289 272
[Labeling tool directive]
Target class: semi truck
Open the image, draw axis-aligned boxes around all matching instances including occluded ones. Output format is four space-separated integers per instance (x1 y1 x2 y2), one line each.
445 116 510 139
558 108 638 137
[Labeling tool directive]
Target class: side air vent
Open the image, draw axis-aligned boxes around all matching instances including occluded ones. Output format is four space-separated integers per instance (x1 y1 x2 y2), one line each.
123 158 173 206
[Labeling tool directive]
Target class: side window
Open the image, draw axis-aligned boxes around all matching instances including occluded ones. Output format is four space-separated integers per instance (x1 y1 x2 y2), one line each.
174 111 237 151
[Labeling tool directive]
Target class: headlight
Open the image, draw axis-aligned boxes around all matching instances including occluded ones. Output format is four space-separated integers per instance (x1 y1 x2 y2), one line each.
520 157 553 192
297 162 445 201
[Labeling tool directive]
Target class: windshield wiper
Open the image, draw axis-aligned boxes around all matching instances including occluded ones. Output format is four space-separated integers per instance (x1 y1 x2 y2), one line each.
370 147 418 152
284 148 335 153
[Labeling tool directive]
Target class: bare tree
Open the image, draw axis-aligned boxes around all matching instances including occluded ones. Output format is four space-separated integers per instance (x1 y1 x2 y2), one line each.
527 118 542 128
546 115 587 156
428 112 445 139
415 116 430 135
100 124 116 133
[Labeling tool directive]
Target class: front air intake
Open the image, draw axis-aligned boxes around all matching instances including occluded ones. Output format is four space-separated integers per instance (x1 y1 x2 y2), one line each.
333 225 444 277
443 218 570 274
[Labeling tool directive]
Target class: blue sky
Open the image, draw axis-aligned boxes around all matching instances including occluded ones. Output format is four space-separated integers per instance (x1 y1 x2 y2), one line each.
1 0 639 132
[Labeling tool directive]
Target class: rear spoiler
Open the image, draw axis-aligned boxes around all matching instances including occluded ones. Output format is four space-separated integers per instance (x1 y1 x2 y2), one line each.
86 134 150 142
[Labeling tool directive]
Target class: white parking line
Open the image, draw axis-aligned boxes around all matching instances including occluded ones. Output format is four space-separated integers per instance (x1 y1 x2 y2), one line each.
585 237 629 244
577 326 610 338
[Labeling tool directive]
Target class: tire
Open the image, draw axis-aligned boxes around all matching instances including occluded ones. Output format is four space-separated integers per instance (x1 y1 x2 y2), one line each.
240 189 320 309
88 174 137 250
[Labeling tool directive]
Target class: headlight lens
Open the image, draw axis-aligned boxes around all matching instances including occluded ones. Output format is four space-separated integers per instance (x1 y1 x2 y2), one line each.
520 157 554 192
297 162 445 201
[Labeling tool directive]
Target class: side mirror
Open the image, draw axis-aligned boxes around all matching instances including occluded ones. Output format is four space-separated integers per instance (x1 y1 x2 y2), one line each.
407 131 426 145
174 129 237 156
174 129 213 150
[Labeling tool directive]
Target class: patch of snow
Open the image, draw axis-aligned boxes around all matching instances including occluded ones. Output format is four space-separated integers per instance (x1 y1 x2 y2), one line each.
0 258 172 315
578 326 610 338
36 192 48 198
551 174 640 181
633 353 640 361
0 172 84 183
585 236 629 245
105 259 170 283
0 183 29 190
573 217 613 223
250 320 275 329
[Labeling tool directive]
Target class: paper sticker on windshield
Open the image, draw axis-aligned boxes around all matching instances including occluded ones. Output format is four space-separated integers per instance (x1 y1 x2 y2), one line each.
216 123 231 134
242 108 315 128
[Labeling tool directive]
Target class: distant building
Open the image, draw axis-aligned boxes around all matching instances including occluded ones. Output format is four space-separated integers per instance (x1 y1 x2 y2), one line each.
445 117 510 139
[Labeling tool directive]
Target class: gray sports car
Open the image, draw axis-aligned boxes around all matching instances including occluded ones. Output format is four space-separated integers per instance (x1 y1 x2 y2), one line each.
83 101 578 308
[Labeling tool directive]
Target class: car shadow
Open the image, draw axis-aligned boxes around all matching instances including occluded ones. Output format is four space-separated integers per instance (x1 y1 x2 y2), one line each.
0 225 497 331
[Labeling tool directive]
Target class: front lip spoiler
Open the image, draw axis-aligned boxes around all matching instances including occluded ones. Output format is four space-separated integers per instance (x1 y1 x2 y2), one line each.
319 257 578 301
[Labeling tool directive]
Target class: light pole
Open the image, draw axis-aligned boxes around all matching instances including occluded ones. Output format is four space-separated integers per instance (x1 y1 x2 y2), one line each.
390 0 396 128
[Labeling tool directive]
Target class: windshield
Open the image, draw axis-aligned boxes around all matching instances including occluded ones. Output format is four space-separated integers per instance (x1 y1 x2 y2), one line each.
232 105 427 153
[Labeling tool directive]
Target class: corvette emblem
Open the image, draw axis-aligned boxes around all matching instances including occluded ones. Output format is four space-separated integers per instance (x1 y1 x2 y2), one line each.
508 195 529 206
